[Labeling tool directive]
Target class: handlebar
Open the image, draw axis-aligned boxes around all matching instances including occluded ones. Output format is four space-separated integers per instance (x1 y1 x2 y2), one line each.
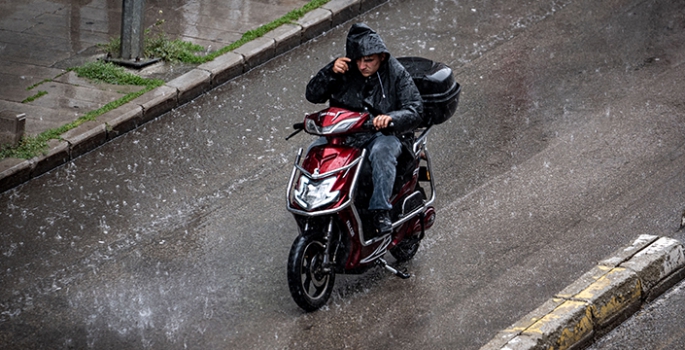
285 113 394 141
363 118 395 131
285 122 305 140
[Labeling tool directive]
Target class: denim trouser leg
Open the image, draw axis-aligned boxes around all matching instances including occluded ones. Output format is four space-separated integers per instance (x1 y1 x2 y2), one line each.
366 133 401 211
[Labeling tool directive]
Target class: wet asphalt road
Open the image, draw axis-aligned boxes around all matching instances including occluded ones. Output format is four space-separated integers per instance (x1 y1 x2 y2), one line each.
2 0 685 349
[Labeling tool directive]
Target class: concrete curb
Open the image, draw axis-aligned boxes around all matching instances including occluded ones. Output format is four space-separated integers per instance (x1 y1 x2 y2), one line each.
0 0 383 194
480 234 685 350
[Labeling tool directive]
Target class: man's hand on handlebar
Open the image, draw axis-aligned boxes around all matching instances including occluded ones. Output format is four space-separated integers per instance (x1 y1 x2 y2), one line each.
373 114 393 130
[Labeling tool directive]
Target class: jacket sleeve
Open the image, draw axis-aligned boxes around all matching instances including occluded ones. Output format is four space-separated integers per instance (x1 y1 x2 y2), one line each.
387 68 424 134
305 60 341 104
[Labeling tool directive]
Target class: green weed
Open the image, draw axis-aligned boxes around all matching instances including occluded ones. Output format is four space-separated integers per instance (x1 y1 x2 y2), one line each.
26 79 52 91
72 61 158 86
22 91 48 103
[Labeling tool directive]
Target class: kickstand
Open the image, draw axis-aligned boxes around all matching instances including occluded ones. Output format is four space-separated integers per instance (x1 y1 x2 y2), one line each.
377 258 411 279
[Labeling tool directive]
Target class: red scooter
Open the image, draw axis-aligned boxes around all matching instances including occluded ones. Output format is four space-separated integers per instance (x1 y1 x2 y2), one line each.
285 57 460 312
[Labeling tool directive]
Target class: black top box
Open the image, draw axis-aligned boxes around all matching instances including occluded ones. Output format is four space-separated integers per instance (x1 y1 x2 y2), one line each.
397 57 461 127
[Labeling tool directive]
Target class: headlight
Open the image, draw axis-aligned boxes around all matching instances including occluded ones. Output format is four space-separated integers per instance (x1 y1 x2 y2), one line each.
294 176 339 210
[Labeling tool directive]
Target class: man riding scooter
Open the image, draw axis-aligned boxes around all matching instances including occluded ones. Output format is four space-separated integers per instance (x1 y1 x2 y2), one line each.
305 23 424 238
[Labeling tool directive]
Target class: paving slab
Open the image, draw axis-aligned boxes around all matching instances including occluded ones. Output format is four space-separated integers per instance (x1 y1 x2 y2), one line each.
0 100 77 136
0 61 64 79
0 74 40 103
28 81 126 110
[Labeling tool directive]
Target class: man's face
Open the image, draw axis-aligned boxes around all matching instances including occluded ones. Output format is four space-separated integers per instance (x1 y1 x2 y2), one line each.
356 54 383 77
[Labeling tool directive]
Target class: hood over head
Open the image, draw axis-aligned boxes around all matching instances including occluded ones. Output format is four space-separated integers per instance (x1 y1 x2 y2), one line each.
345 23 389 60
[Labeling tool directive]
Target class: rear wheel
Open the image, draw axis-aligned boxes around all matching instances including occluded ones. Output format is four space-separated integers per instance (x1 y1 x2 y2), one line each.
287 234 336 312
390 237 421 262
390 185 427 262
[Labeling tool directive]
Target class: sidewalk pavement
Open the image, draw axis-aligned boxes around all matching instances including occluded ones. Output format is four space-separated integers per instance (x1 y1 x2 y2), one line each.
0 0 388 193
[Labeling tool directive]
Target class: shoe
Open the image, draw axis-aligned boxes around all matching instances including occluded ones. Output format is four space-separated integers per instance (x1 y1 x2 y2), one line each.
371 210 393 237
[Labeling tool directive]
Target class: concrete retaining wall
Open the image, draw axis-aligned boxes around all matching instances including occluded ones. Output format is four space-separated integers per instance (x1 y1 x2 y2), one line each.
480 234 685 350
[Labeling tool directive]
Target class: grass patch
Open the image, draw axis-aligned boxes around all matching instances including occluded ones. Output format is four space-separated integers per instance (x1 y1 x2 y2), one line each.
100 19 205 64
22 91 48 103
1 61 162 160
145 31 206 63
72 60 157 86
100 31 206 64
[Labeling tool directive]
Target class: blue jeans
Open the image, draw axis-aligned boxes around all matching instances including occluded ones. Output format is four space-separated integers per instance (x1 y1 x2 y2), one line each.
366 132 401 211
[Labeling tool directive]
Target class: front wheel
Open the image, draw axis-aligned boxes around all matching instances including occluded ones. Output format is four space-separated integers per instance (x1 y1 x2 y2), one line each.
287 234 336 312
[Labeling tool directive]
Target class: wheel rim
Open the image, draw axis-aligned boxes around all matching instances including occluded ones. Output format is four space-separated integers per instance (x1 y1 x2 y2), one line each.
300 240 330 300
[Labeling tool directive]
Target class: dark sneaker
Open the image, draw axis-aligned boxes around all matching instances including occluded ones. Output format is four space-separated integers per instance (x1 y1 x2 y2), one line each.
371 210 393 237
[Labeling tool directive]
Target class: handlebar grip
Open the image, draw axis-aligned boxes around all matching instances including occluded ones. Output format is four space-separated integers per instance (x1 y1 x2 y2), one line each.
364 119 395 131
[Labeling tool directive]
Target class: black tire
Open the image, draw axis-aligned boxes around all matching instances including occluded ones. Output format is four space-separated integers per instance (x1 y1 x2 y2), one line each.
389 237 421 262
390 184 426 262
287 235 336 312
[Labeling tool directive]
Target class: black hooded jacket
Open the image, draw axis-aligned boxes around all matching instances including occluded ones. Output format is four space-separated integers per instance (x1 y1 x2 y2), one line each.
305 23 424 135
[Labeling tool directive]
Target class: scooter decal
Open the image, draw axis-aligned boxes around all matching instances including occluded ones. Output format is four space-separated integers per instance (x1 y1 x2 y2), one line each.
360 235 392 264
346 220 355 237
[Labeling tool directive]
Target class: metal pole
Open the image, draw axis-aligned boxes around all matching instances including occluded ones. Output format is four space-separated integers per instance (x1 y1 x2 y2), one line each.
120 0 146 60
